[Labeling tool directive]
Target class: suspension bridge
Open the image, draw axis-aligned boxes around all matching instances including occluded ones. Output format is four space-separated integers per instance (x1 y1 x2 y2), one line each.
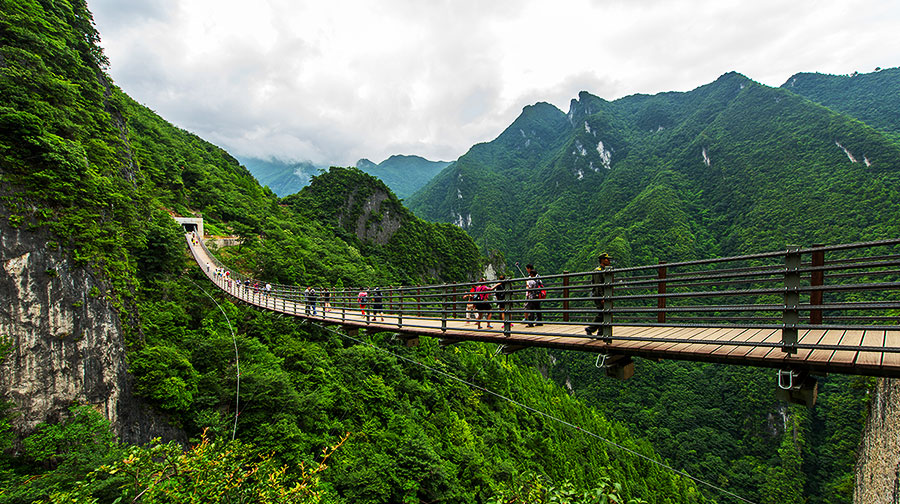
184 229 900 406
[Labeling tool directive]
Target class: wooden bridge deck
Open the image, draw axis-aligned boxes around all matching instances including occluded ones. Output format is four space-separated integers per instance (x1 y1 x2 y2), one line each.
187 236 900 378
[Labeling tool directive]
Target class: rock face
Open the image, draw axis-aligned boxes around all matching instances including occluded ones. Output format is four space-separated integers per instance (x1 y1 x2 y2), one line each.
855 377 900 503
339 188 403 245
0 220 178 444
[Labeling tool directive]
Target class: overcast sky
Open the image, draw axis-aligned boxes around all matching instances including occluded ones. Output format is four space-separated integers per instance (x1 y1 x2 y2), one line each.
88 0 899 167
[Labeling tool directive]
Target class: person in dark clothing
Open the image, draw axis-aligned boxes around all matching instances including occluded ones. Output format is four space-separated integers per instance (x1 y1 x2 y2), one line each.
309 286 318 316
585 253 611 336
492 274 511 322
371 287 385 322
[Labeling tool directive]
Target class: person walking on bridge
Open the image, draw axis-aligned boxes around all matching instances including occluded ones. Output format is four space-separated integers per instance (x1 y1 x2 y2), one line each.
322 287 331 313
358 288 369 321
585 253 611 336
371 287 385 322
525 268 543 327
492 274 511 323
309 286 318 316
474 280 494 329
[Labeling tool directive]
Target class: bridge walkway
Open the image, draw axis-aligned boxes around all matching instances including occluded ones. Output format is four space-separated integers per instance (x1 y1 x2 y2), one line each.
186 234 900 385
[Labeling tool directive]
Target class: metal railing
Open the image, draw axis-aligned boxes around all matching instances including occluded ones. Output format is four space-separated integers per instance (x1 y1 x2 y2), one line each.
188 234 900 354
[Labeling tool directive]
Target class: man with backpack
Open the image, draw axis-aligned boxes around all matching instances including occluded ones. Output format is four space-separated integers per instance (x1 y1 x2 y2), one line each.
371 287 385 322
474 279 494 329
525 269 544 327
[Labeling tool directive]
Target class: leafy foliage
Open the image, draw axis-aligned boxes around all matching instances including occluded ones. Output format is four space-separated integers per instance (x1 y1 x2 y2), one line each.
0 405 125 503
52 429 346 504
0 1 889 503
781 67 900 135
407 69 896 503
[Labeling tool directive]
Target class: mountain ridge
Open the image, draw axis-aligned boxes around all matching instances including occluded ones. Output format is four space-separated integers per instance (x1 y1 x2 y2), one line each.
407 69 900 271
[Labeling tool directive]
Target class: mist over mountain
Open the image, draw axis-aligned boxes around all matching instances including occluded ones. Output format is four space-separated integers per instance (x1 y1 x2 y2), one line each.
237 157 324 196
356 154 452 199
238 154 450 198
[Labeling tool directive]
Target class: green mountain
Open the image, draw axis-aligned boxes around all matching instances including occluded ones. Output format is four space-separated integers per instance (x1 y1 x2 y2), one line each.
0 1 703 502
782 67 900 135
238 156 324 197
356 154 452 199
406 70 900 503
408 71 900 273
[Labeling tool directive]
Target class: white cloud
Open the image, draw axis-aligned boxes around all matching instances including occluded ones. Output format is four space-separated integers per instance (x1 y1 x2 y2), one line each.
88 0 900 166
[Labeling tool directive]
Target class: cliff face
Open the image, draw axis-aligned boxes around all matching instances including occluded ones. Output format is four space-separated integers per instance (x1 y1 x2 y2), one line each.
338 188 403 245
855 377 900 503
0 219 177 444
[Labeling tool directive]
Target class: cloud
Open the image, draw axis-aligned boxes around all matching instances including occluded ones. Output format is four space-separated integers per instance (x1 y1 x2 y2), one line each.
88 0 900 167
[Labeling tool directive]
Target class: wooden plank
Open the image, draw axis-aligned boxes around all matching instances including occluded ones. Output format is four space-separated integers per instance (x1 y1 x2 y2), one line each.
804 329 844 365
855 329 886 371
828 329 865 367
646 327 720 354
790 329 826 361
709 328 764 358
722 328 776 358
882 330 900 372
603 326 666 351
616 326 678 352
613 326 687 353
679 327 747 356
740 329 782 361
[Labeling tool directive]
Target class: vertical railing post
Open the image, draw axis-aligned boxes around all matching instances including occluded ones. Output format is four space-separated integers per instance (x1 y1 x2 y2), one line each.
504 298 511 337
441 286 448 332
602 269 614 342
783 246 801 354
657 261 667 324
417 287 422 317
397 288 403 328
810 244 824 325
562 272 570 322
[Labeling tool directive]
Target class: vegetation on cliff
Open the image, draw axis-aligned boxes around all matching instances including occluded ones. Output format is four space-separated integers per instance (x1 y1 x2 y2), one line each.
1 1 701 503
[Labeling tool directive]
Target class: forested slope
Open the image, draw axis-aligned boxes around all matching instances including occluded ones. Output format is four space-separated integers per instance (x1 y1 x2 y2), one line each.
782 67 900 135
356 154 452 199
1 1 705 502
406 69 900 503
407 70 900 272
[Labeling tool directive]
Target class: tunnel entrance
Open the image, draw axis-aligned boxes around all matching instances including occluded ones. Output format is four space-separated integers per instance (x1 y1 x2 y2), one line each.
172 217 204 238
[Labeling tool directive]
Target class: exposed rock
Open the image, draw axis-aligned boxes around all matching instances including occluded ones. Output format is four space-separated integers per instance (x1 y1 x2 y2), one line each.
855 378 900 503
338 188 403 245
0 219 179 444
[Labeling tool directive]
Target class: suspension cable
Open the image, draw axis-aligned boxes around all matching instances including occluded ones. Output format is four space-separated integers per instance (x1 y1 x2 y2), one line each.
308 320 757 504
189 278 241 441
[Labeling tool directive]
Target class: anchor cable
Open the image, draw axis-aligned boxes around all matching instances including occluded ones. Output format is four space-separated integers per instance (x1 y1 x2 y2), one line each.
308 320 757 504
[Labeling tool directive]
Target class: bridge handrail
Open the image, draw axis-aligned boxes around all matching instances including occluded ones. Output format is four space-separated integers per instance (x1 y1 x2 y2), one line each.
187 233 900 354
